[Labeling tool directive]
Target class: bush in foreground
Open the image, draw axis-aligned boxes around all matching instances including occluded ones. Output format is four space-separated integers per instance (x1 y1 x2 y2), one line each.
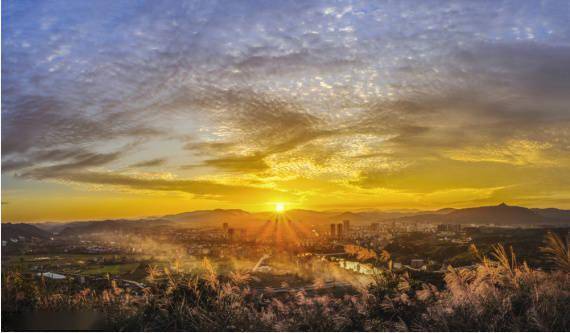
2 232 569 331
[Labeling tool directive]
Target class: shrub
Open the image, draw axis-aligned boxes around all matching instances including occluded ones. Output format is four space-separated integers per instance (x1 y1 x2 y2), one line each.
2 233 569 331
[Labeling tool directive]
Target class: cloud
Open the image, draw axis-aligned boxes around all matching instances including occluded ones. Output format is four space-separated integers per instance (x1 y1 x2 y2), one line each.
16 151 122 181
201 154 269 172
129 158 167 168
3 0 570 212
3 148 122 173
181 90 333 172
349 42 570 167
354 158 570 193
184 141 237 156
452 43 570 103
22 169 294 202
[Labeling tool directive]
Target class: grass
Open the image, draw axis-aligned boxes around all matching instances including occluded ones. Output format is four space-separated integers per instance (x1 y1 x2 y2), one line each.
82 263 140 275
2 232 569 331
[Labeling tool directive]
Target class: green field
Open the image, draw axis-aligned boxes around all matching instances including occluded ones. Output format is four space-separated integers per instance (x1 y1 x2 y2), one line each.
82 263 140 275
2 254 148 277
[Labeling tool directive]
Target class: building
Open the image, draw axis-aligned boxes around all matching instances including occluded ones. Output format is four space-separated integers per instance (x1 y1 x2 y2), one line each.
330 224 336 238
338 260 381 275
370 223 379 232
437 224 461 233
37 272 66 280
336 223 343 238
343 220 350 233
223 223 229 233
228 228 235 241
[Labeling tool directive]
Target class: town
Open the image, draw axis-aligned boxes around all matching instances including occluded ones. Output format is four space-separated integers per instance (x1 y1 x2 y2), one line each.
4 212 568 295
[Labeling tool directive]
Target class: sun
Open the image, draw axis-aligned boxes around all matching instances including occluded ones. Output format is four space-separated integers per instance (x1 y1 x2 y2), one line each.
275 202 285 213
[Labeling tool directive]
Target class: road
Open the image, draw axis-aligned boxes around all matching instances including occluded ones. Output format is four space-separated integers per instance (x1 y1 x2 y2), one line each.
252 254 271 272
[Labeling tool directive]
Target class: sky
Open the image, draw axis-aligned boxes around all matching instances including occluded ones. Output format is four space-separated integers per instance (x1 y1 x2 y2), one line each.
2 0 570 222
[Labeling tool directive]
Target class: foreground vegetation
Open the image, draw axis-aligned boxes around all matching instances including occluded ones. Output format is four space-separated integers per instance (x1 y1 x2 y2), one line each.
2 232 569 331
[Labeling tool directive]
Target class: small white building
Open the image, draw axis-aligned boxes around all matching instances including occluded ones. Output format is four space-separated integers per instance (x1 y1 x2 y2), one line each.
37 272 66 280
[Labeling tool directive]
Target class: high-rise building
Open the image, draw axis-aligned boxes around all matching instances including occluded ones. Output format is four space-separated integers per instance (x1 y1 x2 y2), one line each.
223 223 229 239
343 220 350 233
228 228 235 241
337 223 343 238
437 224 461 233
330 224 336 238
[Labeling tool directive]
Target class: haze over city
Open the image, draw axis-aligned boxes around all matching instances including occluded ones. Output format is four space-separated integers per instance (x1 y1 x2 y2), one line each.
3 0 570 223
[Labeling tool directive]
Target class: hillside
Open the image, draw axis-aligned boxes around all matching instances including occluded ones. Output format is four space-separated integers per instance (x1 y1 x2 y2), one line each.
445 203 543 224
162 209 263 226
532 208 570 222
58 219 173 236
396 203 570 225
1 223 50 240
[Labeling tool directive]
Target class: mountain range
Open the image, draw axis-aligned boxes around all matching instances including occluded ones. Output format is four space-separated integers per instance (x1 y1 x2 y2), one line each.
394 203 570 225
4 203 570 236
158 203 570 226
